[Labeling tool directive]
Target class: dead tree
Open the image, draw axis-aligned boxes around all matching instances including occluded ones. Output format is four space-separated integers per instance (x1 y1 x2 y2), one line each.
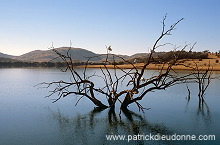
41 15 214 112
183 61 213 102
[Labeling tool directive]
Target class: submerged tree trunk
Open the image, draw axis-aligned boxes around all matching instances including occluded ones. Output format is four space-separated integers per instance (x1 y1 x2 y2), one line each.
91 98 108 110
121 93 132 111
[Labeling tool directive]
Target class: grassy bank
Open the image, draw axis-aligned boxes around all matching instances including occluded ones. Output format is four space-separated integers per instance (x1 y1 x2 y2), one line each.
75 54 220 71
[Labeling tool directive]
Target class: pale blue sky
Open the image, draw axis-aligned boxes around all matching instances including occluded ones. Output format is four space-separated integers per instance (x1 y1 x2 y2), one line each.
0 0 219 56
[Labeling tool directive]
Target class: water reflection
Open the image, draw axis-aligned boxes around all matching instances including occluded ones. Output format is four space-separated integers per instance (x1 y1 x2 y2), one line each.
0 68 219 145
185 98 212 129
195 101 212 131
198 101 210 118
51 108 199 145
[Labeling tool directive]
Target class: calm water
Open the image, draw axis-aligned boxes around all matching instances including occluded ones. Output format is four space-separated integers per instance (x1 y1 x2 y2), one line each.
0 68 220 145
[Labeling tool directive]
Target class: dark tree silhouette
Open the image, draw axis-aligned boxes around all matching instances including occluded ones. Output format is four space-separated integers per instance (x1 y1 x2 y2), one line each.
41 15 215 112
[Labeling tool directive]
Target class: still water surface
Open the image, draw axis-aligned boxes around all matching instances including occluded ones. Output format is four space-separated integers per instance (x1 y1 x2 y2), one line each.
0 68 220 145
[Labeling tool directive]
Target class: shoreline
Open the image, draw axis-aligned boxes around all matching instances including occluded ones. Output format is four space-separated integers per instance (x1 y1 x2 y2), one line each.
75 63 220 71
75 54 220 71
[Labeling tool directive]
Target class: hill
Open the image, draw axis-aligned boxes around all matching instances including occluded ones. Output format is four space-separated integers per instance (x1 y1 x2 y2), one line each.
0 52 14 58
0 57 17 62
13 47 102 62
0 47 129 63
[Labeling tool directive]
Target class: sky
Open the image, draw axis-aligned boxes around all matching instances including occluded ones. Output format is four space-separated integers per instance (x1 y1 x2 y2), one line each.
0 0 220 56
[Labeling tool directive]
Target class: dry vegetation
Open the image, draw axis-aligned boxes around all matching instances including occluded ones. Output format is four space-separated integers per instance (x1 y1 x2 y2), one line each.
76 53 220 71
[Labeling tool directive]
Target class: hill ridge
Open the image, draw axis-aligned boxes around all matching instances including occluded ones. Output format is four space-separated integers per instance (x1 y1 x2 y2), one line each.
0 47 149 62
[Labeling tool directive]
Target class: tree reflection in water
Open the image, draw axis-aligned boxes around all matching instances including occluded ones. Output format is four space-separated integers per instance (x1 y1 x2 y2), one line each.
185 98 212 131
196 100 211 126
51 107 205 145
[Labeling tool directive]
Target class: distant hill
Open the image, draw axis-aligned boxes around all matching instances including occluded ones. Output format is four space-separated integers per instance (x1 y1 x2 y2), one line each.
129 52 166 60
13 47 102 62
0 52 14 58
0 57 17 62
53 47 101 62
129 53 149 59
0 47 168 63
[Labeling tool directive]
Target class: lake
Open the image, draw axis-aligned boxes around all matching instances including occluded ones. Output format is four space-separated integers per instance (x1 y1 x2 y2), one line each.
0 68 220 145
